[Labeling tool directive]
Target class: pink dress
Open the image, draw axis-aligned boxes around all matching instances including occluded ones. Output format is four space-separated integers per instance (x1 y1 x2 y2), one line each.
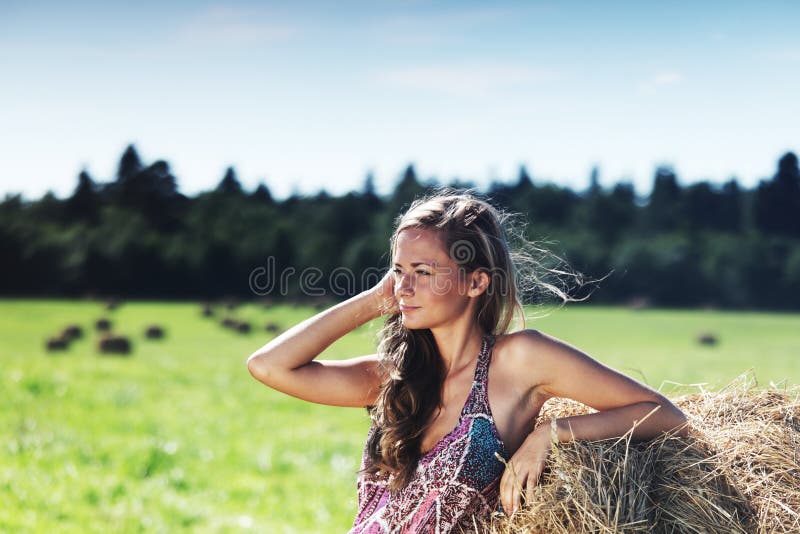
351 335 508 533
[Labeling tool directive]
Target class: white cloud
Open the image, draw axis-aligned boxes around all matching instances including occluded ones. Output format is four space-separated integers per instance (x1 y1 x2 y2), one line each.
765 48 800 63
637 70 684 93
365 4 555 46
374 64 561 97
651 71 684 86
176 5 299 45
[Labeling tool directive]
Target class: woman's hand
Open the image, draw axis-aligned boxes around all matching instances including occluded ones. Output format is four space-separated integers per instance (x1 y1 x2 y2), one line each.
368 270 399 317
499 425 552 515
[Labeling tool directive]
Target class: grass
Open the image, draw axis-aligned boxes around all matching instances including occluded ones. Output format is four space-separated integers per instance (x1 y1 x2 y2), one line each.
0 299 798 533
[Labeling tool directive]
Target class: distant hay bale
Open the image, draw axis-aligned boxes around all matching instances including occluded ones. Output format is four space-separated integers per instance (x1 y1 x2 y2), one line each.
697 332 720 346
45 335 69 352
105 299 119 311
61 324 83 341
479 375 799 534
95 318 112 332
98 335 132 356
221 317 236 329
144 325 165 339
627 296 652 310
235 321 251 334
202 304 215 317
265 322 281 334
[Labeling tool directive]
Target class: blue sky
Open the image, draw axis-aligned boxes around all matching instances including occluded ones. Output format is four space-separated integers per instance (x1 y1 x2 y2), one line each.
1 0 798 200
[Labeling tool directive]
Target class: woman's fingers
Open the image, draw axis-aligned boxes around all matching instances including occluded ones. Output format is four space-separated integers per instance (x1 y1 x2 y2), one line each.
529 459 546 498
499 429 554 513
509 480 520 514
369 270 399 315
524 467 540 506
500 461 533 514
381 271 399 314
501 459 548 513
499 461 516 513
508 473 523 514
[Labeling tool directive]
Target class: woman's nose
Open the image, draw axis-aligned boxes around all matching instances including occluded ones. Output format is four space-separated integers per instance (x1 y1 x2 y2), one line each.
396 274 414 296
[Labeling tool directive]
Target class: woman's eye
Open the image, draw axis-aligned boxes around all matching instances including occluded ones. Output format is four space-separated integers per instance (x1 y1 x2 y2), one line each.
415 270 431 276
392 268 402 274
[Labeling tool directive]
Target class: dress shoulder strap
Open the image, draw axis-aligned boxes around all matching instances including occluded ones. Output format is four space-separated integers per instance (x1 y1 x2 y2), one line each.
465 334 496 413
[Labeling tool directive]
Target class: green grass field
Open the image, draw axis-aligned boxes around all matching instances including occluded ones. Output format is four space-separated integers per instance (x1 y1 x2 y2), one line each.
1 299 798 533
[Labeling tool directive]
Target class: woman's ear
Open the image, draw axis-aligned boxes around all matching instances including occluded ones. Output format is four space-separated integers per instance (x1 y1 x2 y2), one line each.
468 270 490 298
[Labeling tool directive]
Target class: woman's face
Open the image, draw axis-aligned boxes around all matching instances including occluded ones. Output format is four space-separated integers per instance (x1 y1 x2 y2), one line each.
392 227 474 330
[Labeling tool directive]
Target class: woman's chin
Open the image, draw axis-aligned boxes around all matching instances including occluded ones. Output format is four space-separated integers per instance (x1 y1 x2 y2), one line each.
400 315 425 329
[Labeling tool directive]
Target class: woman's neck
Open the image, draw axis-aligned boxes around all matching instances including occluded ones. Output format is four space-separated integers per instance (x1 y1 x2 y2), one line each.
430 320 485 377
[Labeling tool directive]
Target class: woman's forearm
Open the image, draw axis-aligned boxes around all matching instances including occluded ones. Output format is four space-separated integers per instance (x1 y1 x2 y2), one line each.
247 291 382 376
551 400 688 443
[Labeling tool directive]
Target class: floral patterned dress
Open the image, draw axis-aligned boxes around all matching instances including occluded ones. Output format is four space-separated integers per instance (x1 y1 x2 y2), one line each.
350 335 508 533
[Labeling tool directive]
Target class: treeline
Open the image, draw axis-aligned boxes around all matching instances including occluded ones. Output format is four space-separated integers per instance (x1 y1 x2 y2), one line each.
1 145 799 309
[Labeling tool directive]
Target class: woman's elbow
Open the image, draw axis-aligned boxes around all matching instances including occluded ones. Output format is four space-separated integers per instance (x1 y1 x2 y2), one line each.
675 410 689 437
247 352 273 384
664 404 689 437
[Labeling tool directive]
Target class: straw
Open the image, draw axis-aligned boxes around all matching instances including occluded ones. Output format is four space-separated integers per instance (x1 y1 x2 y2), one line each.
475 374 799 533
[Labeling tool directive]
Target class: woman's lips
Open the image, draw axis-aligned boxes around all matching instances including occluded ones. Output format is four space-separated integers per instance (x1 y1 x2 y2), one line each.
399 305 420 313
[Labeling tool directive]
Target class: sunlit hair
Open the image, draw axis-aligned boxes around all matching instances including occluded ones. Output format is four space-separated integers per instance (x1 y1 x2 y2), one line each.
363 188 583 490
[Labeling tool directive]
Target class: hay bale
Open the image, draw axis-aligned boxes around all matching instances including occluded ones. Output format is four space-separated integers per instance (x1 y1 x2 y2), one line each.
236 321 251 334
98 335 132 356
202 304 215 317
479 376 799 533
265 322 281 334
144 325 165 339
45 336 69 352
697 332 719 346
627 296 652 310
95 318 112 332
221 317 236 329
61 324 83 341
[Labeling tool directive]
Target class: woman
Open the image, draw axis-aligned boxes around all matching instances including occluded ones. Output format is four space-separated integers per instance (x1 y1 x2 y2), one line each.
247 191 687 533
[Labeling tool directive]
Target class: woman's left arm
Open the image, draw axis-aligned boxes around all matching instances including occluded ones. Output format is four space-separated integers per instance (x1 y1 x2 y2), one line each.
499 329 688 514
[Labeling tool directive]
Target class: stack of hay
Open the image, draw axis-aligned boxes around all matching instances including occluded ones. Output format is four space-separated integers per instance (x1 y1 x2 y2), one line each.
479 376 799 533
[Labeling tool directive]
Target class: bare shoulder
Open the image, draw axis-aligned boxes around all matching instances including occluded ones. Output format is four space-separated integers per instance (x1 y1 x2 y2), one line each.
493 329 595 392
491 329 557 391
497 329 669 410
494 328 573 365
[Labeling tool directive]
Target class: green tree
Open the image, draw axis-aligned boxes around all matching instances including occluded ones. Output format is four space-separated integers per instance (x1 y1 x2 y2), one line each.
216 166 244 195
117 144 143 181
755 152 800 237
251 182 274 204
64 169 100 224
645 166 684 232
388 165 427 215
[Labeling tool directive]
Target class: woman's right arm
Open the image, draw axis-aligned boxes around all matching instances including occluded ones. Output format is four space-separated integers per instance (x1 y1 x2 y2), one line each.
246 272 397 408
